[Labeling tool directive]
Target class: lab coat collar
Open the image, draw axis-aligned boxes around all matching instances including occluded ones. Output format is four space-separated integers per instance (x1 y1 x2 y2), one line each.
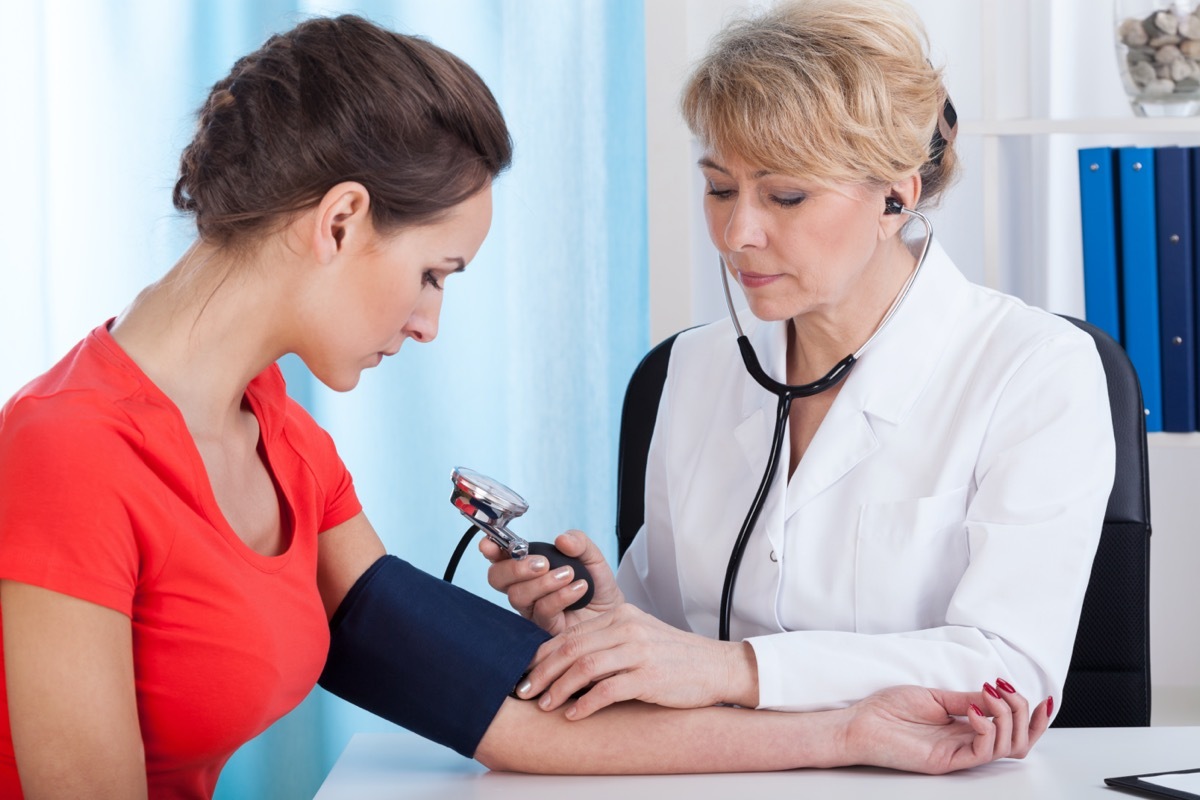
843 237 967 425
732 238 967 510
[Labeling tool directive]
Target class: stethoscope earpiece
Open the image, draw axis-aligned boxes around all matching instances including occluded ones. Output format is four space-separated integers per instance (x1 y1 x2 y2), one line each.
884 196 905 215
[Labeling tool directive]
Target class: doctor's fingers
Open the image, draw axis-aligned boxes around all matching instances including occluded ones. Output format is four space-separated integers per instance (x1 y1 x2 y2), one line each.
975 680 1050 760
541 644 672 719
528 580 594 630
562 672 652 721
524 624 633 704
977 683 1015 759
530 624 732 714
1007 694 1051 759
484 547 550 589
484 562 557 621
988 679 1036 758
921 689 1008 769
488 557 575 605
528 602 667 670
552 530 605 564
530 604 631 661
478 537 510 564
959 702 1001 769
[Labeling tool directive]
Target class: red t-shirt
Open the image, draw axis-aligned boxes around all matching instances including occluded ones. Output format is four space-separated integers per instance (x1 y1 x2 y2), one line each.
0 323 362 798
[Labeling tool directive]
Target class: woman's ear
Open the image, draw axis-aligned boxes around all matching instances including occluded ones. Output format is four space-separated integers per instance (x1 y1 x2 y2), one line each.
312 182 372 264
879 173 922 238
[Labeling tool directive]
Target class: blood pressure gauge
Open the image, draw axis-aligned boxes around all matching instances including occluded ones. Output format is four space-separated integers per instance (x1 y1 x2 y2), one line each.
451 467 533 557
450 467 595 610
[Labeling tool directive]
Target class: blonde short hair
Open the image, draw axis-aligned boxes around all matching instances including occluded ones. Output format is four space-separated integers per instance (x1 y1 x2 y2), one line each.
681 0 957 207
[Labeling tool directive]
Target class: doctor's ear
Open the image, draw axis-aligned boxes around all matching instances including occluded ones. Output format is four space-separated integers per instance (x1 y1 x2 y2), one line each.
312 182 373 264
878 175 921 236
883 174 920 215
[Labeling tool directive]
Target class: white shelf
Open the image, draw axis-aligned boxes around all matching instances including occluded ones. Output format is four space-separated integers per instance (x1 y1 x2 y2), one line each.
960 117 1200 137
1149 431 1200 447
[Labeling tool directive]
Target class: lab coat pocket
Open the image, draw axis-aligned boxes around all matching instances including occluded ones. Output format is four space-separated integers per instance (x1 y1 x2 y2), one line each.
855 486 970 634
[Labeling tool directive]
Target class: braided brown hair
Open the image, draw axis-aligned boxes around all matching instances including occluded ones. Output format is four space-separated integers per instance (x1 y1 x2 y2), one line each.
174 15 511 246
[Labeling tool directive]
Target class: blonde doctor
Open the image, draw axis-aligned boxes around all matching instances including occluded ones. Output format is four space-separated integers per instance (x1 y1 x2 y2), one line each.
485 0 1114 726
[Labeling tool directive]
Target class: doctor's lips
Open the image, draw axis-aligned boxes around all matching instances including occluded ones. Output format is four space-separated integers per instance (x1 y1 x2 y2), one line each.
737 269 782 289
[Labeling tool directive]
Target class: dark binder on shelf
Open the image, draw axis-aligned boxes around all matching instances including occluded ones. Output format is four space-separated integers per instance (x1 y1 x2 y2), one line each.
1078 147 1122 344
1154 146 1196 432
1118 146 1163 433
1192 146 1200 430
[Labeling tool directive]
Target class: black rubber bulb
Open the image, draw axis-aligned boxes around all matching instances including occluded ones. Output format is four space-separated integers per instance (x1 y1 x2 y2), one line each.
526 541 595 611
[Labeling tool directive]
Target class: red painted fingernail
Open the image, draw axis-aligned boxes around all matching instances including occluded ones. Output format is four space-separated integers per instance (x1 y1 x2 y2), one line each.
969 703 984 717
984 683 1001 699
996 678 1016 694
1046 696 1054 716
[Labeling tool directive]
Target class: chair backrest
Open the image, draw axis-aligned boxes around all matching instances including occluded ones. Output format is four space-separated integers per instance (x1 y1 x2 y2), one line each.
615 330 686 561
1052 315 1151 727
614 316 1151 727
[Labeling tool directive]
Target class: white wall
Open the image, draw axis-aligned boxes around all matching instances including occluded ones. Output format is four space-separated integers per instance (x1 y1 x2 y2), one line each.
644 0 759 343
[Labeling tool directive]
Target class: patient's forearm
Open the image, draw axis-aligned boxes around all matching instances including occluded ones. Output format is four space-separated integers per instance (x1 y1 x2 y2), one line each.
475 697 844 774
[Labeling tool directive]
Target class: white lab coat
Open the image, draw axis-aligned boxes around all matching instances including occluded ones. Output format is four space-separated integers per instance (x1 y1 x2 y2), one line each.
616 240 1115 713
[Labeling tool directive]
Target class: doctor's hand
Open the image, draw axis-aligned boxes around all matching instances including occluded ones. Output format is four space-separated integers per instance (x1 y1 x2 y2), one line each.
482 530 624 636
514 603 758 716
838 682 1051 773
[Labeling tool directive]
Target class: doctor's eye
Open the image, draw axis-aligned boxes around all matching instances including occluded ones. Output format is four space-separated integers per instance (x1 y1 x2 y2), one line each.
706 180 735 200
422 270 443 291
769 193 806 209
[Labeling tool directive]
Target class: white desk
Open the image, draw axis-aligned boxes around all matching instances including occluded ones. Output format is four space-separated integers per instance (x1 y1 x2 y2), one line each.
315 725 1200 799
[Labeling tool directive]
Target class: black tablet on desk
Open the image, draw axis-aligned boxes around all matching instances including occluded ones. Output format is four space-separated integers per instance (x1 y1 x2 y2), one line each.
1106 767 1200 799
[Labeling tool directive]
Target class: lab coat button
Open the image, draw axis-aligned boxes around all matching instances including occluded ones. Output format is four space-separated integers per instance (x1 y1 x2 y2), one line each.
769 550 778 562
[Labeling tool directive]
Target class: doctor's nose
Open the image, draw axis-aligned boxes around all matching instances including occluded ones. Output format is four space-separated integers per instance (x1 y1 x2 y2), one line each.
722 198 767 252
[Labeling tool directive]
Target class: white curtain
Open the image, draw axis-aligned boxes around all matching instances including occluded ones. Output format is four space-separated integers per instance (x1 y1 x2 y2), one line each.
0 2 647 798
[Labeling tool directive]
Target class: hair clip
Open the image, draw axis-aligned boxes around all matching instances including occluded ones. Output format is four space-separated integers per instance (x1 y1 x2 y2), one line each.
938 94 958 145
929 91 958 165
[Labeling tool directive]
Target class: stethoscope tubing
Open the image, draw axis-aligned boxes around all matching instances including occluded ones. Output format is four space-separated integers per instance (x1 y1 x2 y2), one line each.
718 390 793 642
716 207 933 642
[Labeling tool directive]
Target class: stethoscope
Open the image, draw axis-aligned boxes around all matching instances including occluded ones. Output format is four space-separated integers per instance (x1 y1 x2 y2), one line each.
715 197 934 641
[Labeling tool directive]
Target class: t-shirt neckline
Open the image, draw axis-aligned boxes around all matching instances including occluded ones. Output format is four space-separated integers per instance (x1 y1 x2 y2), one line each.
91 319 297 571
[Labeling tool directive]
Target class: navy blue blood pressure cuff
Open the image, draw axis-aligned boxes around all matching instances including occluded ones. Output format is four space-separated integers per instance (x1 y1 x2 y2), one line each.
318 554 550 758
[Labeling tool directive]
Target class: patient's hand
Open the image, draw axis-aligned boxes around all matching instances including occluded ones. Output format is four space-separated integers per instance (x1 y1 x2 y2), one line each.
482 530 623 635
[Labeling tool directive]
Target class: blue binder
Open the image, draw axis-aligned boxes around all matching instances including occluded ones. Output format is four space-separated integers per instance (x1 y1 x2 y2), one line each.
1192 146 1200 429
1117 147 1162 433
1154 146 1196 432
1078 147 1122 344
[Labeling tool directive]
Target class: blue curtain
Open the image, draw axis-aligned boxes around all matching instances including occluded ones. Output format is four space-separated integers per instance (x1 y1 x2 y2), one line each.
0 2 647 798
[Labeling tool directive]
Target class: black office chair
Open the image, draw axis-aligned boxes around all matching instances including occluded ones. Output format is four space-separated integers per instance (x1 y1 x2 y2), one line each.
614 315 1150 727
